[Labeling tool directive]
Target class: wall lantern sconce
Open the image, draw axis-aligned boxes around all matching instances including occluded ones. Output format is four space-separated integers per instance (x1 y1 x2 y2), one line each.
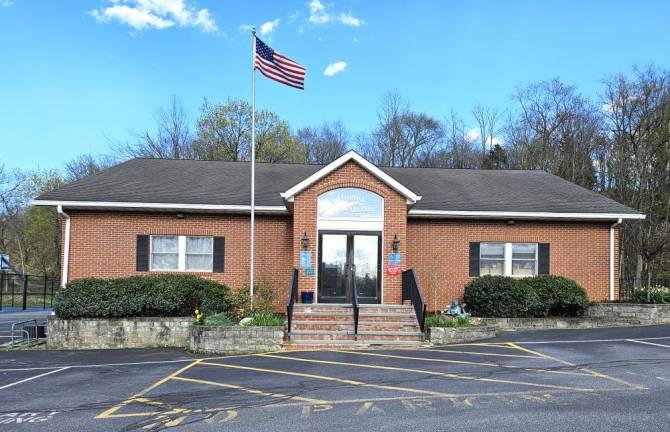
301 232 310 249
392 234 400 252
176 212 185 219
507 219 515 225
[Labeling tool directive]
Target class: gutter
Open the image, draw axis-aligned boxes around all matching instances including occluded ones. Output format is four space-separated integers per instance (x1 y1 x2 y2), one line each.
57 205 70 288
610 218 622 301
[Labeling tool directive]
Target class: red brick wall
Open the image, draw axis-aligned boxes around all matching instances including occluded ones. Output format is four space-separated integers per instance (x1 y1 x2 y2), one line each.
291 161 408 304
63 210 293 309
406 219 619 311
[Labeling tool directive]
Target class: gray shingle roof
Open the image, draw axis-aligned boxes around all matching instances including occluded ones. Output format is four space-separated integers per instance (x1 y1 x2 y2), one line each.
36 158 641 216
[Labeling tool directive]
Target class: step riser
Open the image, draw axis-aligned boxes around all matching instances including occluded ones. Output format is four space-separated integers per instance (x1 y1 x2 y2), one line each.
293 325 420 332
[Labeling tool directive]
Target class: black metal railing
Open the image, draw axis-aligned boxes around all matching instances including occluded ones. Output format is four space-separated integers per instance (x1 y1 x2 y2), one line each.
352 267 360 337
402 269 427 332
286 268 299 334
0 272 60 311
619 278 669 302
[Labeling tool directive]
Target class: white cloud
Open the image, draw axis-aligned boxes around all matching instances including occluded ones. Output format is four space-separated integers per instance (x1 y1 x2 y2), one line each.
338 11 363 26
91 0 217 33
324 61 347 76
238 24 252 31
353 37 359 43
2 1 14 7
466 129 480 142
259 18 280 36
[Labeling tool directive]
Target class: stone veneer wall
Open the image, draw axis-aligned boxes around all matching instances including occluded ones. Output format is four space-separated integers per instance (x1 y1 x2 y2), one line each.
190 325 284 354
427 326 497 345
48 317 193 349
587 303 670 324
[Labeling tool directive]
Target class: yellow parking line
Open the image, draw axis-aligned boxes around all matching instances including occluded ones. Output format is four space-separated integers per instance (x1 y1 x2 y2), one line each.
405 348 541 359
96 359 203 419
506 343 647 390
258 354 597 392
337 350 592 377
171 376 328 404
199 361 458 397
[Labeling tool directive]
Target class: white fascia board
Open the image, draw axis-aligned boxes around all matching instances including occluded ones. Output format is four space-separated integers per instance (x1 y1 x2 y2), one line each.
280 150 420 203
31 200 288 214
408 209 646 221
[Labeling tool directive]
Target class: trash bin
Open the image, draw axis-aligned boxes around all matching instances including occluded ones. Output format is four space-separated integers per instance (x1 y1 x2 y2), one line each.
301 291 314 304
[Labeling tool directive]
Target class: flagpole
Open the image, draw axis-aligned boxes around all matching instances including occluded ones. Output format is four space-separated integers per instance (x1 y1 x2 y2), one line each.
250 27 256 310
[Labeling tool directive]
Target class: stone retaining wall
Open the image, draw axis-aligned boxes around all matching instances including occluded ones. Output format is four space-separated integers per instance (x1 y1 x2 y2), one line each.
190 325 284 354
427 326 497 345
471 316 642 331
587 303 670 324
48 317 193 349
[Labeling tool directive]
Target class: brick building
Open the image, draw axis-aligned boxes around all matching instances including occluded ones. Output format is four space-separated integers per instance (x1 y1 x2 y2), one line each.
35 151 644 311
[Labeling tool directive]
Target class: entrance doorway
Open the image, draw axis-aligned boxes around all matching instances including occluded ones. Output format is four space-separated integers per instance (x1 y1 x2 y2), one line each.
317 231 381 304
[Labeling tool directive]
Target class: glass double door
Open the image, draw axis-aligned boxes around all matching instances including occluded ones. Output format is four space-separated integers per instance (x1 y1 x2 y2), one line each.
318 231 381 304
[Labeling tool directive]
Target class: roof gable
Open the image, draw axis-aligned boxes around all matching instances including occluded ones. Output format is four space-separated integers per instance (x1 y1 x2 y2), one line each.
280 150 421 204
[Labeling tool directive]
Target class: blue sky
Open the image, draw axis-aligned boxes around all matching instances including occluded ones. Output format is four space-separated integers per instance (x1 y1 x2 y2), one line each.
1 0 669 171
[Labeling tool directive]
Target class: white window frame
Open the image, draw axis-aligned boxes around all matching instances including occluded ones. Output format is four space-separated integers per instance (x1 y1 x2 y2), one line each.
150 235 213 273
480 242 538 277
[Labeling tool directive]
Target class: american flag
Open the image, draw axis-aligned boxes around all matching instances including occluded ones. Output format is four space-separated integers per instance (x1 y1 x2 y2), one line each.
255 37 306 90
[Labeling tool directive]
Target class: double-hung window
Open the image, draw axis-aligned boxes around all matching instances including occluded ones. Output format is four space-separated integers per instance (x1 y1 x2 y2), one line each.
150 235 213 272
480 242 538 277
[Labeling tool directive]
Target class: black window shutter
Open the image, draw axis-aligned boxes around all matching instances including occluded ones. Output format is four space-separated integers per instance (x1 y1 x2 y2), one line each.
136 235 149 272
213 237 225 273
538 243 550 274
469 242 480 277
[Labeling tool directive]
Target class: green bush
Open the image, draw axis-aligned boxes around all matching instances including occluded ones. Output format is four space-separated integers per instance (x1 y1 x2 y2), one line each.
54 275 231 319
247 311 284 326
520 275 589 316
464 275 542 318
425 313 470 328
203 312 234 326
632 285 670 304
229 280 276 321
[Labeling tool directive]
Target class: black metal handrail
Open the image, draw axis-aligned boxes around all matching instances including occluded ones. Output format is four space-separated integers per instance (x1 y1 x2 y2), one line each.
286 268 299 335
351 266 360 337
402 269 427 332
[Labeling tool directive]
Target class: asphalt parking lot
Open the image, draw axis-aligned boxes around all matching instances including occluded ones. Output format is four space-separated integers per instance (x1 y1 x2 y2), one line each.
2 325 670 431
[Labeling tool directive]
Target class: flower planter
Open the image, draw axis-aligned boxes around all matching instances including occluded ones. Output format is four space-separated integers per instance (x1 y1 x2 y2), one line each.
427 326 496 345
189 325 284 354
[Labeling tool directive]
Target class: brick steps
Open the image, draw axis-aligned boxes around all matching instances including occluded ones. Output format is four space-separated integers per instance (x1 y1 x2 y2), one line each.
286 304 423 349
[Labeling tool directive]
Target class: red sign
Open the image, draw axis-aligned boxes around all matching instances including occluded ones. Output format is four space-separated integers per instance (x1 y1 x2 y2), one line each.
386 264 400 276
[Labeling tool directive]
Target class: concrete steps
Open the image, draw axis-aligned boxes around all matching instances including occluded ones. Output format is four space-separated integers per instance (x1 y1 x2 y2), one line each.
286 304 423 350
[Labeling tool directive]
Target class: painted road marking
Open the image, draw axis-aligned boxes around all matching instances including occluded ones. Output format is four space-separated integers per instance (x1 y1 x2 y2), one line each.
0 367 70 391
172 376 328 404
627 339 670 349
510 336 670 345
199 361 459 397
400 347 541 359
507 343 646 390
258 353 598 392
337 350 593 377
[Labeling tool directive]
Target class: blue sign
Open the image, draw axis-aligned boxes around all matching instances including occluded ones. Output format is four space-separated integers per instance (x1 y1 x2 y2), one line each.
300 251 312 268
304 267 315 276
388 252 401 265
0 254 9 270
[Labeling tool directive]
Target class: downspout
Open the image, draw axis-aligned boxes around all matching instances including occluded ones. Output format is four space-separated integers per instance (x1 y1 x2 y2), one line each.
57 205 70 288
609 218 622 301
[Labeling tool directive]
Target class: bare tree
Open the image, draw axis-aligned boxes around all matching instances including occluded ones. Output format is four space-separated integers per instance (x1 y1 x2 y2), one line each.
298 121 349 164
118 96 194 159
472 104 502 158
64 154 115 182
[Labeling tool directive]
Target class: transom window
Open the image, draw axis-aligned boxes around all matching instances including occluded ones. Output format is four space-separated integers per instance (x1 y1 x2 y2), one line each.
317 188 383 231
480 243 538 277
151 235 213 272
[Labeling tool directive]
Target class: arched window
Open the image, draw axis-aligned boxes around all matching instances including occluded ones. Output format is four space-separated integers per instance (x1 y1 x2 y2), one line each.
317 188 383 230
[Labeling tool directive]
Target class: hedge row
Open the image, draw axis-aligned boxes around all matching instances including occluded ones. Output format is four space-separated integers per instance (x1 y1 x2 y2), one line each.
463 275 589 318
54 275 231 319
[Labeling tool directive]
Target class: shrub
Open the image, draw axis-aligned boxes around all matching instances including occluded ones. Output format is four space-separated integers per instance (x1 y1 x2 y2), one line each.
229 280 276 321
425 314 470 328
464 275 543 318
247 311 284 326
520 275 589 316
203 312 234 326
54 275 231 319
632 285 670 304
